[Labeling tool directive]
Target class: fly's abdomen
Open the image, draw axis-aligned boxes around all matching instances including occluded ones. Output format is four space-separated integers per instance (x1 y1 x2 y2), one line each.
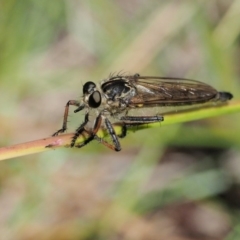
216 92 233 102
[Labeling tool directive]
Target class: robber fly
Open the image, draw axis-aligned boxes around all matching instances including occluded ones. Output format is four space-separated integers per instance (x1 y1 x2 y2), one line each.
52 74 233 151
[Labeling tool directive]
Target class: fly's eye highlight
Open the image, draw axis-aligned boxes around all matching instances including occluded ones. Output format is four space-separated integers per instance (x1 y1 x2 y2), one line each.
89 91 101 108
83 81 96 94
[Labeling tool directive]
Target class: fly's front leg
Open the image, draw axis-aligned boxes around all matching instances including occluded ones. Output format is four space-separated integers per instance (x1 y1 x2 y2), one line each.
52 100 83 136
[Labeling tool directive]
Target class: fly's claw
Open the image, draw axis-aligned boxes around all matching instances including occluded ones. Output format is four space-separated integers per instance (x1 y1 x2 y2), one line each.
52 128 66 137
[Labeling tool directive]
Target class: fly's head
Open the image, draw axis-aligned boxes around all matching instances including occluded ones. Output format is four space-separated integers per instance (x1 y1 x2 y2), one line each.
82 81 102 109
79 77 137 115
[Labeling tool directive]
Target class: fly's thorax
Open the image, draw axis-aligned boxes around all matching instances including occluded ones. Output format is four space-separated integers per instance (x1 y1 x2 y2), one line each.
101 77 137 102
92 78 135 115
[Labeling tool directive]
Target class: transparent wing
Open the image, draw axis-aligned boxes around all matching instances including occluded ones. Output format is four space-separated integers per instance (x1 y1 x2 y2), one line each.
128 76 219 107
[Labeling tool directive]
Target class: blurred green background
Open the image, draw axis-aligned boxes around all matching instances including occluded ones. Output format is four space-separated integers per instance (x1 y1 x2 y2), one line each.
1 0 240 239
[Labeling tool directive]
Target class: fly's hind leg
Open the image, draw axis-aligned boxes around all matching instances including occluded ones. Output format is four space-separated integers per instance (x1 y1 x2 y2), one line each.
117 115 164 138
120 115 164 124
96 115 164 150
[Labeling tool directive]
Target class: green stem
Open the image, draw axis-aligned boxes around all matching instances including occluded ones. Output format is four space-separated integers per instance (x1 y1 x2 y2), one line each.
0 101 239 161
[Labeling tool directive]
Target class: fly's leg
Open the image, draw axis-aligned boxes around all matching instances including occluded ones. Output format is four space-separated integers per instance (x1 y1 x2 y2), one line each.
117 124 127 138
89 117 122 151
73 115 163 151
74 134 95 149
75 114 122 151
74 114 121 151
94 135 121 151
71 113 89 147
95 115 163 151
117 115 164 138
72 114 102 148
74 114 102 149
52 100 83 136
101 117 121 151
120 115 164 123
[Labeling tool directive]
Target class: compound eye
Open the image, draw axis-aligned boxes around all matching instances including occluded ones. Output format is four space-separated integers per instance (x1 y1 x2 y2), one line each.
83 81 96 94
89 91 101 108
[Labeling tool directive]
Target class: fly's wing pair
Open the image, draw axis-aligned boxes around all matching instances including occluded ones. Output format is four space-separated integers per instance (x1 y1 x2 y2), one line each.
127 76 232 107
